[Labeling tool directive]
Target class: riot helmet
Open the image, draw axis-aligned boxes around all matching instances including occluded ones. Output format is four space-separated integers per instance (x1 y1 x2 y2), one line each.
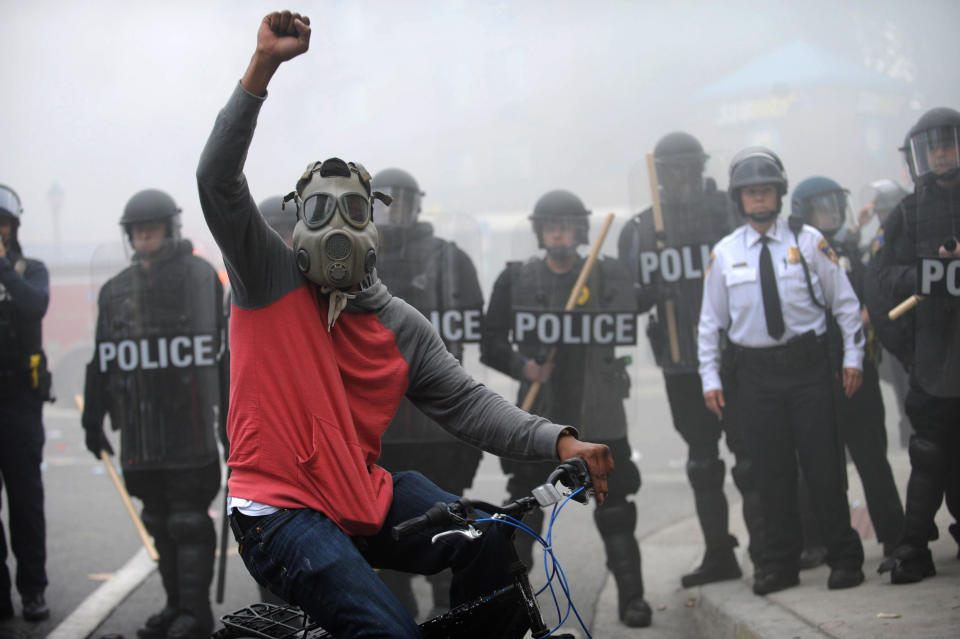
529 189 590 259
287 157 392 290
120 189 182 253
653 132 708 202
791 176 850 239
259 195 296 246
728 147 788 223
0 185 22 225
907 107 960 184
370 168 423 227
0 185 23 256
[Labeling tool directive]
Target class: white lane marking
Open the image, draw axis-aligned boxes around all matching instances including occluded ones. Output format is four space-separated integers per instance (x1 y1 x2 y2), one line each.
47 548 156 639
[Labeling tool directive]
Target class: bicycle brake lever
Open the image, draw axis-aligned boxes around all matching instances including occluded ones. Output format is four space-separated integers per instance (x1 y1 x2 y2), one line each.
431 525 482 544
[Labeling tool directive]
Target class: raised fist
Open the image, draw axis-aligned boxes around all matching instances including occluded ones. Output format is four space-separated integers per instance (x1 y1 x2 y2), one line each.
257 10 311 63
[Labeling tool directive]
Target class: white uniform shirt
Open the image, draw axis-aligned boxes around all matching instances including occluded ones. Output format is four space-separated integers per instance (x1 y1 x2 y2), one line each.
697 217 864 393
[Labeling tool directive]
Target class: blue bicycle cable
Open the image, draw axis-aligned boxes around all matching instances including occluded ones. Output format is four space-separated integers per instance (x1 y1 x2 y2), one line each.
477 487 594 639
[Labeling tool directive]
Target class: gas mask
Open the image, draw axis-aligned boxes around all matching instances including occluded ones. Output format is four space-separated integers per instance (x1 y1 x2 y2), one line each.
286 159 392 291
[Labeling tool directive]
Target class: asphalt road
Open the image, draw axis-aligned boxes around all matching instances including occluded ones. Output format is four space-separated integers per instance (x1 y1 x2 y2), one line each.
1 346 735 639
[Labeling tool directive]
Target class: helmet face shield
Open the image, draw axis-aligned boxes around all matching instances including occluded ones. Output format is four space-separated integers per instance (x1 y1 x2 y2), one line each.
804 190 849 237
0 186 22 221
910 125 960 179
371 186 420 227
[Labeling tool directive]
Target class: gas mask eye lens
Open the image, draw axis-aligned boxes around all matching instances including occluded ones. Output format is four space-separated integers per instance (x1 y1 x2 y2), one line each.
341 194 370 228
303 193 338 228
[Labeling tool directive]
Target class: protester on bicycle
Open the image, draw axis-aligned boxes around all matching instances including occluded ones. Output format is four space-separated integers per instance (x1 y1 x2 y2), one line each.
196 11 614 639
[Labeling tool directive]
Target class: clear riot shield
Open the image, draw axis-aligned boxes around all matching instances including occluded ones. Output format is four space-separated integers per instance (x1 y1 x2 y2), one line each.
909 192 960 398
376 211 486 444
86 239 223 469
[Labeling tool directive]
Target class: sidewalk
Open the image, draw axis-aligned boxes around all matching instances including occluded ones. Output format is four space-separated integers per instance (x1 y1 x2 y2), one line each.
594 449 960 638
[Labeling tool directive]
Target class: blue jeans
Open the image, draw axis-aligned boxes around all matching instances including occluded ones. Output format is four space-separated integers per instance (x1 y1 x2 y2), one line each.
234 471 514 638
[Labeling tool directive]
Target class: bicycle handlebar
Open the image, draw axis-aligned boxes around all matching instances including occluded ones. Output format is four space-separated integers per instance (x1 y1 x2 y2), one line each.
390 501 452 540
391 457 592 541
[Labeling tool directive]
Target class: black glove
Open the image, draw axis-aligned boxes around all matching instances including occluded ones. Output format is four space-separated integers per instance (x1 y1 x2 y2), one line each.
84 426 114 460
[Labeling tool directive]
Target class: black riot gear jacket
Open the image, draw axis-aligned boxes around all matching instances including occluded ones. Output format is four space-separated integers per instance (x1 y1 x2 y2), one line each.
481 255 635 442
0 253 50 398
377 222 484 443
82 239 225 469
618 184 737 374
871 182 960 396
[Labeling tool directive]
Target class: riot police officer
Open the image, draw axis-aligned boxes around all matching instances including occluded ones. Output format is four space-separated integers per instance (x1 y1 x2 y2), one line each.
82 189 226 639
0 185 51 622
369 168 485 618
698 148 866 595
792 176 905 560
482 190 651 627
873 107 960 583
618 132 765 588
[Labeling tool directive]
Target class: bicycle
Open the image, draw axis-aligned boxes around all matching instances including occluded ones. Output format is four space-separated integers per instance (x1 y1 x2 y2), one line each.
212 457 596 639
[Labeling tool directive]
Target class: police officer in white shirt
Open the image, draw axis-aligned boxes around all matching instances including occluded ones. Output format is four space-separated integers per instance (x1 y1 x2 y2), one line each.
697 147 866 595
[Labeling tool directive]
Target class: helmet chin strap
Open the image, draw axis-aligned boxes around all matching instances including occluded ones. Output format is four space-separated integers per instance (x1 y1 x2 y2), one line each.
546 245 577 261
744 210 778 224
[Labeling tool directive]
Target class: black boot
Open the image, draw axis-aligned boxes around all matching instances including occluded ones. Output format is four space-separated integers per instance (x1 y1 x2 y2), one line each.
681 537 742 588
603 534 652 628
139 510 180 639
136 606 179 639
731 458 767 568
596 501 651 628
881 545 936 584
169 511 217 638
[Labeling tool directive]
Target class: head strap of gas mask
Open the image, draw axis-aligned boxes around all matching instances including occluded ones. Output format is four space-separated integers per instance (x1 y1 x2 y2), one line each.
282 159 393 214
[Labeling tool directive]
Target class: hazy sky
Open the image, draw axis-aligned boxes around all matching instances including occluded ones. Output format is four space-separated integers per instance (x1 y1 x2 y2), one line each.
2 1 959 262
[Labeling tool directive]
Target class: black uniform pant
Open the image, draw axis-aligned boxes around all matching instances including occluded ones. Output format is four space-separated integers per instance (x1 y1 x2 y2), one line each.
837 361 904 544
900 385 960 550
0 389 47 600
736 352 863 574
124 461 220 629
665 371 765 561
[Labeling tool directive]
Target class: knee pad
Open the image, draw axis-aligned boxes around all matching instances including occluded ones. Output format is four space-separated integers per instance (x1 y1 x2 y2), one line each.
167 511 215 545
686 458 725 491
909 436 948 476
594 499 637 537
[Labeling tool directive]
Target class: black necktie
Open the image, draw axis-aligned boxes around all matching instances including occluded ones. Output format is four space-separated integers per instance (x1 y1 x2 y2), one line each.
759 236 785 339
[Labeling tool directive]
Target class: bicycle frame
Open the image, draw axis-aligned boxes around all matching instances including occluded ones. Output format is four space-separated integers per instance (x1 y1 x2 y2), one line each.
215 459 591 639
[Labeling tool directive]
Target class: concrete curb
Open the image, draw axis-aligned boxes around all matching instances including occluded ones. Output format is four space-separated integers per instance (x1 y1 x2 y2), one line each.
47 548 155 639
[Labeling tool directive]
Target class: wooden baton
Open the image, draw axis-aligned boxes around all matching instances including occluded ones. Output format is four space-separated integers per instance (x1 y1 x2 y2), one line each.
646 152 682 364
888 294 922 320
75 394 159 562
520 212 616 412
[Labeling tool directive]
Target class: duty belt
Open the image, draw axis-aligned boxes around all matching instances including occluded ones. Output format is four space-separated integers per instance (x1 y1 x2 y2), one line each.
732 331 827 370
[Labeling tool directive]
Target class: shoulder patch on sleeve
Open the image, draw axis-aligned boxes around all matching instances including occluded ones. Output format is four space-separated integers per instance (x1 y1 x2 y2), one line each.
818 237 838 264
871 229 885 256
